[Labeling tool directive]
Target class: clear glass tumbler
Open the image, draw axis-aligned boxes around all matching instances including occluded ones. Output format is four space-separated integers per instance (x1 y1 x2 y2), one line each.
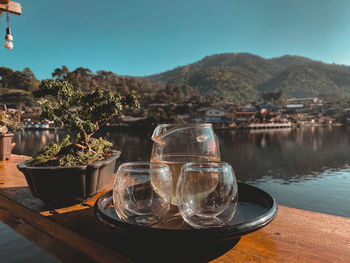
176 162 238 229
113 162 172 226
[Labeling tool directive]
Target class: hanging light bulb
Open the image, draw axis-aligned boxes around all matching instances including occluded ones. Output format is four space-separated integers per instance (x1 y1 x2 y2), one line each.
4 28 13 50
4 13 13 50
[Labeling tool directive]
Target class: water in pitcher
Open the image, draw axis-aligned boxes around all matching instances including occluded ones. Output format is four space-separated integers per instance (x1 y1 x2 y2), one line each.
151 155 220 204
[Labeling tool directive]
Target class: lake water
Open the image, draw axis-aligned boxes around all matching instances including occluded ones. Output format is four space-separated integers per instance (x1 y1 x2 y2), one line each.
2 126 350 262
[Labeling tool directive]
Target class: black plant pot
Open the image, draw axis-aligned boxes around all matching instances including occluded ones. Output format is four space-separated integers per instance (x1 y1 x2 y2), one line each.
17 150 121 202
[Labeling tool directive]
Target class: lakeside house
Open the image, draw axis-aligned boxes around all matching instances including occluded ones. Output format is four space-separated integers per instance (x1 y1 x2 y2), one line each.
233 106 257 124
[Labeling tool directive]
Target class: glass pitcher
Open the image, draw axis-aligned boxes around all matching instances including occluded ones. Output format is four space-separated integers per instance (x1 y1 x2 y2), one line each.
151 123 221 204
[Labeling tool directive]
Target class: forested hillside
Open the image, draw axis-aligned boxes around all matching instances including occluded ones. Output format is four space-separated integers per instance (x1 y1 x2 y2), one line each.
2 53 350 109
146 53 350 102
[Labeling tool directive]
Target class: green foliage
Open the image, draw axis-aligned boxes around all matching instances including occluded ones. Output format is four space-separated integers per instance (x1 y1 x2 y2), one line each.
262 90 286 105
148 53 350 101
29 136 113 167
0 67 39 109
28 135 71 166
0 67 39 92
30 79 138 167
270 55 314 68
256 63 350 99
147 53 280 103
0 108 23 134
35 80 138 142
147 107 179 124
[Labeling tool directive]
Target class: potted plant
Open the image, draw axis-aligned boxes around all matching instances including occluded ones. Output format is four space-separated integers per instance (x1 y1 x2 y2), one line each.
17 80 138 201
0 108 22 160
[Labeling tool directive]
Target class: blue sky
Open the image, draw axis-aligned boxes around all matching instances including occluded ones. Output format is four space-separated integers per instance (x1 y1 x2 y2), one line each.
1 0 350 79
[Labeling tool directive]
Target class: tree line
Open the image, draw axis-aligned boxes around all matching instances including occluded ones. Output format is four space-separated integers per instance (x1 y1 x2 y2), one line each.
1 66 219 108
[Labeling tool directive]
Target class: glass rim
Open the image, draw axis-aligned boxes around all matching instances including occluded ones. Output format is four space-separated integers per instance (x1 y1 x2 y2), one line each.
182 161 232 171
118 162 170 173
152 123 215 140
155 123 213 128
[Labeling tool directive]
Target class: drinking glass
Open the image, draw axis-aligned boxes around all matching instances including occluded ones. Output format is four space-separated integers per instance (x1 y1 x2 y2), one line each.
151 123 221 205
176 162 238 229
113 162 172 226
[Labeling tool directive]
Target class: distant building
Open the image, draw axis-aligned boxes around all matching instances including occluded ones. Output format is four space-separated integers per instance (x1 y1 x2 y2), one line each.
257 104 281 118
283 97 322 114
285 104 304 109
233 106 258 123
285 97 322 111
197 107 225 118
286 97 321 104
258 104 280 112
196 107 228 123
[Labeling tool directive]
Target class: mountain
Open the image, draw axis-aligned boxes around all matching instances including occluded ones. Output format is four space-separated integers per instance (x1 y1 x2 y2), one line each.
147 53 284 102
269 55 315 68
148 53 282 85
256 63 350 98
146 53 350 101
3 53 350 107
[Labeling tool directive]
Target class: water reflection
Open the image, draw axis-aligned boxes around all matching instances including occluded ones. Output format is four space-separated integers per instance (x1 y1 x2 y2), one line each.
217 127 350 183
14 130 69 157
13 126 350 184
12 126 350 217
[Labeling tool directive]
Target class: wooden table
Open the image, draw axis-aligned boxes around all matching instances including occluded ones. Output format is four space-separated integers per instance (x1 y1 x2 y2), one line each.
0 155 349 263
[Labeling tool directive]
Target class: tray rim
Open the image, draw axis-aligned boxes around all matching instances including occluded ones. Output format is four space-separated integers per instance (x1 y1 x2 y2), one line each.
94 182 278 238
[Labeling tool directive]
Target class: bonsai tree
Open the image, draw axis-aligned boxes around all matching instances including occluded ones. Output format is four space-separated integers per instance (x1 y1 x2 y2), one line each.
0 108 22 134
29 80 139 167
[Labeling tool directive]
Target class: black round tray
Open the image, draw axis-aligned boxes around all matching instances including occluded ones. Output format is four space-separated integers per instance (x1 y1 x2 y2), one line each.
94 182 278 243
